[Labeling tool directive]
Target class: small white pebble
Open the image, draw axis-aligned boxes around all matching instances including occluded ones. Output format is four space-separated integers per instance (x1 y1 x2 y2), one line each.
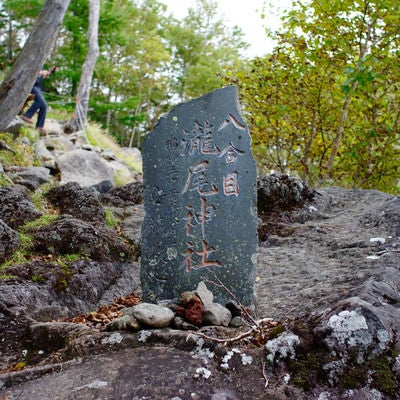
370 237 385 244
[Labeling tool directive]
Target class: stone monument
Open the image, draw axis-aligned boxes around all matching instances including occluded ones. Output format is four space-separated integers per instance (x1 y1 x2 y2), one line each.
141 86 257 308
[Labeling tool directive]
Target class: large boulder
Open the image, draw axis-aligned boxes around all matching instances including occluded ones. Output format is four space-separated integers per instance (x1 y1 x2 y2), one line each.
56 149 114 188
34 140 57 171
265 266 400 397
0 259 140 371
3 260 140 319
119 147 142 170
114 204 144 243
7 166 51 191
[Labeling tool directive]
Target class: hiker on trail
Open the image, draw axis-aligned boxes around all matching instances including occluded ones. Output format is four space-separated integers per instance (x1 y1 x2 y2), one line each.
21 67 58 134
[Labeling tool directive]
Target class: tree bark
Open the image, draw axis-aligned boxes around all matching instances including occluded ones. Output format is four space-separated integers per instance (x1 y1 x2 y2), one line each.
68 0 100 132
0 0 71 131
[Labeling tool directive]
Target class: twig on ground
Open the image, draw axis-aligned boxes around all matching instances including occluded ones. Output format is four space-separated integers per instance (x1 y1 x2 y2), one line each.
187 329 254 344
186 318 279 345
262 361 269 388
375 248 400 256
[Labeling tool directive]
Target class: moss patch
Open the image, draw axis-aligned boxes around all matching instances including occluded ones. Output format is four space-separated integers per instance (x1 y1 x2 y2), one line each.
288 345 399 397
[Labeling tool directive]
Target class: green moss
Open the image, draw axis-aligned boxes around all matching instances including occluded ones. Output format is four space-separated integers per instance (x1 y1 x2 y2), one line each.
0 232 34 268
289 350 327 391
269 325 285 340
31 274 46 284
338 364 367 390
0 274 17 280
0 173 14 187
288 343 399 396
61 253 82 263
0 132 38 167
370 356 398 396
105 208 118 228
20 214 58 232
30 184 58 213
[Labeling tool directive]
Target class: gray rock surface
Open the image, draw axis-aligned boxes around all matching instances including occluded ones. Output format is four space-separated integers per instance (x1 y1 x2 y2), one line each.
0 185 42 229
46 181 105 225
8 166 51 191
100 181 143 207
33 215 133 262
1 183 400 399
0 220 19 264
56 149 115 187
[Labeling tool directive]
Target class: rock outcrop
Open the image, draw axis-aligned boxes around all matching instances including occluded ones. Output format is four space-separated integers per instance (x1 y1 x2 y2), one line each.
0 120 399 399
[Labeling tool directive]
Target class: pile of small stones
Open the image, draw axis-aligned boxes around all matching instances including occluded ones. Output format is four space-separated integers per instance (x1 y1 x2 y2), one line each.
106 282 246 332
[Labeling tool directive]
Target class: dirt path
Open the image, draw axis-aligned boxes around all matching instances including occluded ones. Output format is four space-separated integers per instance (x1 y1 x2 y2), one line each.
256 187 399 319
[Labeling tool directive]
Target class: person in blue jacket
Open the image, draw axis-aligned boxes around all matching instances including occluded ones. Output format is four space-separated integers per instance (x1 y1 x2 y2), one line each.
21 67 57 134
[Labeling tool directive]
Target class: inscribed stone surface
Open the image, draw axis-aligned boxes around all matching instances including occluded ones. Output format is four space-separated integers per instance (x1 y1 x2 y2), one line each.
141 86 257 307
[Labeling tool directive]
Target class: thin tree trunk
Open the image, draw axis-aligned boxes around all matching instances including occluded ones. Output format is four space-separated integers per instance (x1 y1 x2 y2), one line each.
324 16 374 174
324 86 357 172
0 0 71 131
68 0 100 132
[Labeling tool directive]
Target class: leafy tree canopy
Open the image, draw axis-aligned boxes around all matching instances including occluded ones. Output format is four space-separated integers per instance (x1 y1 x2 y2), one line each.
224 0 400 193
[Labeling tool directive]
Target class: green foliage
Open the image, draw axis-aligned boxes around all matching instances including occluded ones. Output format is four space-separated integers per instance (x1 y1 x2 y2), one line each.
0 213 58 269
61 253 81 263
0 173 13 186
0 132 38 169
1 231 33 267
164 0 248 102
0 0 44 66
5 0 398 194
2 0 250 149
31 274 46 283
20 214 58 233
30 183 58 214
104 208 118 229
224 0 400 193
0 273 17 280
112 169 132 188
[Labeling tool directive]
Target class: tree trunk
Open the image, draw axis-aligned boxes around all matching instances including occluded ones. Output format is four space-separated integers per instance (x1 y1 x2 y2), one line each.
0 0 71 131
68 0 100 132
324 88 356 173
